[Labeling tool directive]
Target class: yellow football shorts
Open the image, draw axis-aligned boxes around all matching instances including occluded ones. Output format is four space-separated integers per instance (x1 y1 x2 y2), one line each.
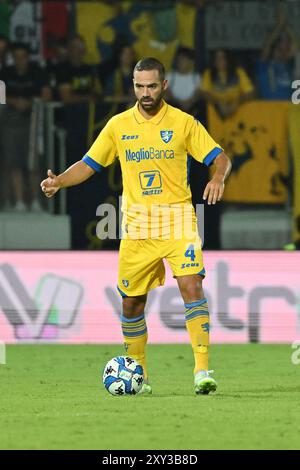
117 234 205 297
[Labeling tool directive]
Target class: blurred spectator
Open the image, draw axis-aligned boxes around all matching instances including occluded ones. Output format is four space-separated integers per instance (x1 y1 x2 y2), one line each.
0 42 51 212
166 47 201 113
103 45 136 110
46 37 68 101
57 35 102 104
0 78 4 103
256 8 298 100
194 0 208 74
200 49 255 119
0 34 9 70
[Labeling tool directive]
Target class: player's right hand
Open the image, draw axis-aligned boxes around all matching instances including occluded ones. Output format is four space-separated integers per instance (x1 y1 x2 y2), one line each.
40 169 61 198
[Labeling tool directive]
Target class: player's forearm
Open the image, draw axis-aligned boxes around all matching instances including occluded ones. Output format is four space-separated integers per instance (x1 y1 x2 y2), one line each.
212 152 231 182
57 160 95 188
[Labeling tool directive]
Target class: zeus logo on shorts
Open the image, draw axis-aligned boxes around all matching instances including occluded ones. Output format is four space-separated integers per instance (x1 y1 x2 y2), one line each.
181 263 200 268
122 280 129 287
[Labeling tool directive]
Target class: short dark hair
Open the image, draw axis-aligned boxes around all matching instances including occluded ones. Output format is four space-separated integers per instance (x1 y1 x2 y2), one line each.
134 57 165 81
176 47 195 61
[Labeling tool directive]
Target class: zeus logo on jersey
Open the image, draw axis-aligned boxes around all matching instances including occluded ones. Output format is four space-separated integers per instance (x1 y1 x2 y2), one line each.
160 130 173 143
122 135 139 140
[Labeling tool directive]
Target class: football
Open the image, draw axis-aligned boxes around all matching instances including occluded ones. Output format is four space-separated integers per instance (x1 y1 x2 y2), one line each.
102 356 144 396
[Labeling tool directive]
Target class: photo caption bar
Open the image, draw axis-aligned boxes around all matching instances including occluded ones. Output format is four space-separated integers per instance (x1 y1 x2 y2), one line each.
101 453 198 466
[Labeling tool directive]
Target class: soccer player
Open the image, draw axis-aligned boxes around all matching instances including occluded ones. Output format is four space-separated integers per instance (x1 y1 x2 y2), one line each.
41 57 231 395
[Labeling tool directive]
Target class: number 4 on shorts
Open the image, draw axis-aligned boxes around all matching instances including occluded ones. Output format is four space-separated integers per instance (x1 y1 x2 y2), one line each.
184 244 195 261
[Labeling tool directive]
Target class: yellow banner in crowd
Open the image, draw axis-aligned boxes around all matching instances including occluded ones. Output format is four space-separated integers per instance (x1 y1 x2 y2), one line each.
208 101 290 204
175 2 197 49
76 2 178 69
288 104 300 241
76 2 116 64
130 12 177 70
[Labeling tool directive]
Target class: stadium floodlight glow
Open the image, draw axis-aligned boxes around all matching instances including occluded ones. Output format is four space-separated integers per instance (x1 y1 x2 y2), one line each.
0 80 6 104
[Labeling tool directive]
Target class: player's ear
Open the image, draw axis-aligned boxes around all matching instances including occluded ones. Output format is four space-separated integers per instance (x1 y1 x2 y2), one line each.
163 79 168 91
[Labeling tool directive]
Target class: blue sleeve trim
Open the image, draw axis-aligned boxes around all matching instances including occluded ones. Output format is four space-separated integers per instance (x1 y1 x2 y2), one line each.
117 286 128 298
82 155 103 172
203 147 223 167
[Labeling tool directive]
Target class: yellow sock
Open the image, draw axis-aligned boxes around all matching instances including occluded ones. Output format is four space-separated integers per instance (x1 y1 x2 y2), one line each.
121 313 148 381
185 299 210 375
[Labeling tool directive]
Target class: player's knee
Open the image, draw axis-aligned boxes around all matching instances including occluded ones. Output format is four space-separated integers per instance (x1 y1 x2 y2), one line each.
184 288 203 302
122 296 146 319
180 278 204 302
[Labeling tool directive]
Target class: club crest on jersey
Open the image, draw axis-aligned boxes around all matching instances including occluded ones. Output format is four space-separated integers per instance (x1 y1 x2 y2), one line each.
122 279 129 287
160 130 173 143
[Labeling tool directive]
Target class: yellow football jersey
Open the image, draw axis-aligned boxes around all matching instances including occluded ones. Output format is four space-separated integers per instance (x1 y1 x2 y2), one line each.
83 100 222 238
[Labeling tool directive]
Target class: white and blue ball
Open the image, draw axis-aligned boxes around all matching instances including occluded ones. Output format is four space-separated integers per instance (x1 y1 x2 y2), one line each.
102 356 144 396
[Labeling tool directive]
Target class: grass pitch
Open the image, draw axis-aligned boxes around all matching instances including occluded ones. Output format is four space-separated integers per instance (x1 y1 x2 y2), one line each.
0 344 299 450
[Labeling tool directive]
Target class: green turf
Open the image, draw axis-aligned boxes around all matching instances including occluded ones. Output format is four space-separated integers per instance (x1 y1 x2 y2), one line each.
0 344 299 450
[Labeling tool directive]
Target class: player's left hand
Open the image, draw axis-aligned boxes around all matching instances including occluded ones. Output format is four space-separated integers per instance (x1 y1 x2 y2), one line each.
203 176 225 205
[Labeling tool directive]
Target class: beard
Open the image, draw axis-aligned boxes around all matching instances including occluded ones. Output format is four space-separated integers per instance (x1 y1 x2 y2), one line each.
138 89 165 113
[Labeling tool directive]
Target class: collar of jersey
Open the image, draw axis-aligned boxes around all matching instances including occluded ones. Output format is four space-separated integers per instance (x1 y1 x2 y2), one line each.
133 100 168 125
